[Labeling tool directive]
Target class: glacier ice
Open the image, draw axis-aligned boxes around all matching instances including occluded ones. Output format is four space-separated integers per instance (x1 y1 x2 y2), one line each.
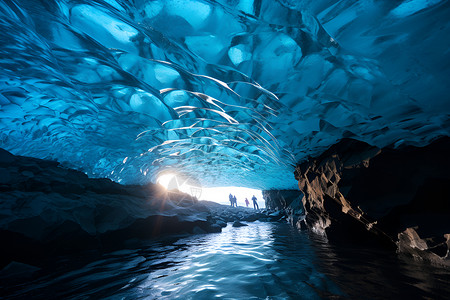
0 0 449 190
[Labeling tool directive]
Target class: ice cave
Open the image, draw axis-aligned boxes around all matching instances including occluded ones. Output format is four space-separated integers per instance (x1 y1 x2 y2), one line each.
1 0 449 298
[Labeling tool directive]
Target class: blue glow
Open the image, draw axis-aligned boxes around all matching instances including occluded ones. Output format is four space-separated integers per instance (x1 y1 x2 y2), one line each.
0 0 449 190
391 0 444 18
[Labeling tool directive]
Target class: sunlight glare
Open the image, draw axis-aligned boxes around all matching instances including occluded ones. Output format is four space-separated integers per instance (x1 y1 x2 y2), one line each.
157 173 176 189
156 172 202 199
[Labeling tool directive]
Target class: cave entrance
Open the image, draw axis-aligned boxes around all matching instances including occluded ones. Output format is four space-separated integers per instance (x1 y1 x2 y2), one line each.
156 172 264 208
200 186 264 208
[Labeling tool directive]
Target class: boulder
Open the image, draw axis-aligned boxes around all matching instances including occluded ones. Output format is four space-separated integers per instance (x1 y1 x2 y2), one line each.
232 221 248 227
215 220 227 227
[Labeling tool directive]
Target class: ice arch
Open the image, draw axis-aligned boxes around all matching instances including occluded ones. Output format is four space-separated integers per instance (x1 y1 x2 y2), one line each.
0 0 449 190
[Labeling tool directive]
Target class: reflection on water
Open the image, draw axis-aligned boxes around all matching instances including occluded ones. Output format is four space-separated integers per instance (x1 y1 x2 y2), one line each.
138 223 342 299
2 222 449 299
311 237 450 299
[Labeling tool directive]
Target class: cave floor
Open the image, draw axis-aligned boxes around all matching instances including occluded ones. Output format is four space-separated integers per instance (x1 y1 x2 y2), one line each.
2 221 449 299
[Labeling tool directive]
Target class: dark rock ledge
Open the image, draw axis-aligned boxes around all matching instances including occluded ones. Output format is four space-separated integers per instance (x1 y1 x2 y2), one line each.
293 137 450 266
0 148 270 270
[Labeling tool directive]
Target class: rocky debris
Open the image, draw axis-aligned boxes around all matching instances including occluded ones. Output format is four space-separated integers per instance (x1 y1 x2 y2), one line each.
215 220 227 228
232 221 248 227
398 227 428 252
262 190 306 227
397 228 450 266
206 203 269 224
269 210 283 218
294 137 450 264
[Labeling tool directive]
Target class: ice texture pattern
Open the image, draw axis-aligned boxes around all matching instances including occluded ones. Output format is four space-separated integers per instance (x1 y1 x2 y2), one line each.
0 0 449 189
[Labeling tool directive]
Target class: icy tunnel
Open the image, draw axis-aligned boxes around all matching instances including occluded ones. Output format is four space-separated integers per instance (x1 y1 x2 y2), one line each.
1 0 450 298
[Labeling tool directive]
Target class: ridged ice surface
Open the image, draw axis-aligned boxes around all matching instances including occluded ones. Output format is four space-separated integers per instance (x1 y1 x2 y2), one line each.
0 0 449 189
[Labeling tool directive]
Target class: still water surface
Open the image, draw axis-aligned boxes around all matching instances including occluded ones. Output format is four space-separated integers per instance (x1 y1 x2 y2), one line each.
3 222 450 299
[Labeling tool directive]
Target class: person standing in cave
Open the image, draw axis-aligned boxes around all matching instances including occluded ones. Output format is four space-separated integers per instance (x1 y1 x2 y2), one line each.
245 198 250 207
252 195 259 210
233 195 238 207
229 193 234 207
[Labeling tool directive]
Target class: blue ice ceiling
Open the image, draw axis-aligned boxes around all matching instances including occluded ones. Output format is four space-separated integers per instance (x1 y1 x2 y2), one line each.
0 0 449 189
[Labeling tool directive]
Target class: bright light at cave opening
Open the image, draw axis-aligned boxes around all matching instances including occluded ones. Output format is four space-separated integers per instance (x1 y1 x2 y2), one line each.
156 173 264 208
201 187 265 208
156 173 175 189
156 172 202 199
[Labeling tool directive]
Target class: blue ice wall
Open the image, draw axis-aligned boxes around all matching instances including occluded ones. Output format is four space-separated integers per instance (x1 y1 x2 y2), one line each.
0 0 449 189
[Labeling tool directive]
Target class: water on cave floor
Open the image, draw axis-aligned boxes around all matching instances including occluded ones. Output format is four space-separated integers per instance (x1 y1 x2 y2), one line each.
3 222 449 299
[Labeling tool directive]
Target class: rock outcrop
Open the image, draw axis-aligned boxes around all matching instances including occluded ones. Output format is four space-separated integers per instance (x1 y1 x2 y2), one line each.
262 190 303 211
0 148 216 268
294 137 450 265
0 148 279 269
262 190 306 228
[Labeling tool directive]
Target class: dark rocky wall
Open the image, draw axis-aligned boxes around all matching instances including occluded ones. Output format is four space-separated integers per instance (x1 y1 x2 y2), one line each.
294 137 450 265
262 190 303 211
262 189 307 229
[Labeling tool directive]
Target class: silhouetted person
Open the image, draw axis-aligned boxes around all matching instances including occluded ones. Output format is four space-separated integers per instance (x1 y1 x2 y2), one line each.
252 195 259 210
233 195 237 207
229 193 233 207
245 198 249 207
